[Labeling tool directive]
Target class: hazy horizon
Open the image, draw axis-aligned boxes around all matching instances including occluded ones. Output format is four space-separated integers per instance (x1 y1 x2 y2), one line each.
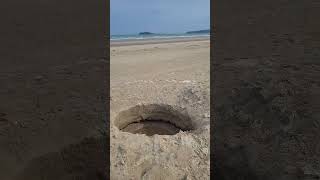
111 0 210 35
111 30 210 36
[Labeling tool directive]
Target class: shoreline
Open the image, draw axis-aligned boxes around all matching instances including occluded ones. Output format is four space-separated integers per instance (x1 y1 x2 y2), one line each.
110 36 209 47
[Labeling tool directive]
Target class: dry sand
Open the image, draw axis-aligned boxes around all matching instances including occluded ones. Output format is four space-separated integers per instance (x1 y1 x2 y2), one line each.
0 0 107 179
212 1 320 179
110 37 210 179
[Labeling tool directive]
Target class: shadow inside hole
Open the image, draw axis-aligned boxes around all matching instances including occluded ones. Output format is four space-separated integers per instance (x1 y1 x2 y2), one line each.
114 104 194 136
121 119 182 136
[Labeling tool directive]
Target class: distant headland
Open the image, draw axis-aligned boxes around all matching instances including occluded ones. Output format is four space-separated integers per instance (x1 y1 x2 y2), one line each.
139 32 154 35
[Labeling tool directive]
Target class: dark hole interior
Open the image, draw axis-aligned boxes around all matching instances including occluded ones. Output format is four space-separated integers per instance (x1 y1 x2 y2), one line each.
120 119 181 136
115 104 194 136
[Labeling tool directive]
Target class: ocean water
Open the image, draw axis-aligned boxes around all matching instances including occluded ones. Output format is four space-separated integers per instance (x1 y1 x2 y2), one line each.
110 33 209 41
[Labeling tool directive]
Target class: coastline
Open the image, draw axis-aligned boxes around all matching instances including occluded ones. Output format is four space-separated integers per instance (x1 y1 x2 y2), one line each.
110 36 209 47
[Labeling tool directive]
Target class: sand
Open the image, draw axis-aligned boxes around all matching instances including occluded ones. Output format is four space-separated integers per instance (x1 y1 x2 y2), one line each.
110 37 210 179
0 60 108 180
0 0 107 179
212 1 320 179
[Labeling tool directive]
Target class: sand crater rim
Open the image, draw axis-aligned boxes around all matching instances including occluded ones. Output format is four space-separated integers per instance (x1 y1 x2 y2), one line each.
114 104 194 136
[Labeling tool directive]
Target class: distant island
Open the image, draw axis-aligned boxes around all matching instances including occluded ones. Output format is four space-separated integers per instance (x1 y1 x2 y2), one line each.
139 32 154 35
186 29 210 34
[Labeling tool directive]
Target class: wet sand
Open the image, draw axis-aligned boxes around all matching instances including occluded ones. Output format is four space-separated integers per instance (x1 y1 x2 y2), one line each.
110 36 209 47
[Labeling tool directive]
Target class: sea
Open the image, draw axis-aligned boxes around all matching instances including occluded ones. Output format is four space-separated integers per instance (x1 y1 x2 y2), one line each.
110 32 209 41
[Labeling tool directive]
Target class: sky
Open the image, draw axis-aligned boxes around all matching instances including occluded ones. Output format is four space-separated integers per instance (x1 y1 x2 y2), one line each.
111 0 210 35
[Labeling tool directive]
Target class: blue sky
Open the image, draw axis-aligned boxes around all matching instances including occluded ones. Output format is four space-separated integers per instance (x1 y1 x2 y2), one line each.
111 0 210 35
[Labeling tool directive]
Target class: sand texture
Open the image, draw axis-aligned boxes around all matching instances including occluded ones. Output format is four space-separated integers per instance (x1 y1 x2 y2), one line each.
212 0 320 179
110 38 210 179
0 0 108 179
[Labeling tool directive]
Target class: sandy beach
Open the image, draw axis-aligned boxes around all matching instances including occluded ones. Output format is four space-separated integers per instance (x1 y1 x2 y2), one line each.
110 37 210 179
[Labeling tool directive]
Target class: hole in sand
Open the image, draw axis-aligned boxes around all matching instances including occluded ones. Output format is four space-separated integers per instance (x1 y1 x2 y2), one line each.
114 104 194 136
